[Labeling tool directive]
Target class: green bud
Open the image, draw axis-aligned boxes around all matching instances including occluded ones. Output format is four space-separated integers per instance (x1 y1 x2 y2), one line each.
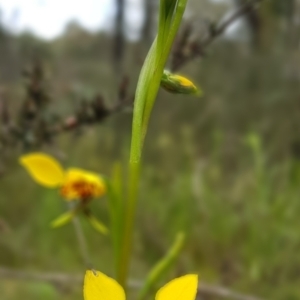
161 70 202 96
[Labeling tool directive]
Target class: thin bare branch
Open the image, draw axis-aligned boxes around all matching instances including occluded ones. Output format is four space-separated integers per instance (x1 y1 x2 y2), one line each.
172 0 264 70
203 0 262 46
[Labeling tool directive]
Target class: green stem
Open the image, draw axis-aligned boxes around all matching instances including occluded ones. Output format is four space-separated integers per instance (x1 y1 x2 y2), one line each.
106 165 124 277
129 39 157 164
117 161 140 287
142 0 188 140
117 0 189 289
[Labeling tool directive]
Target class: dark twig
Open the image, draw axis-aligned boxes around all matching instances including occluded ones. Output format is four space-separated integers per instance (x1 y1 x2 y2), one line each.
0 63 132 172
0 267 265 300
172 0 264 71
201 0 263 48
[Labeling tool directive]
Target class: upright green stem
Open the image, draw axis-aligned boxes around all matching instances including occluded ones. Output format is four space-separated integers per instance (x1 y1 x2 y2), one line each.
117 161 140 286
142 0 188 139
117 0 189 289
107 164 124 277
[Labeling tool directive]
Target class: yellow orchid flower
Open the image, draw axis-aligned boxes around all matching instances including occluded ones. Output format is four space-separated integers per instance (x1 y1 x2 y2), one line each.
20 153 108 233
83 270 198 300
20 153 106 201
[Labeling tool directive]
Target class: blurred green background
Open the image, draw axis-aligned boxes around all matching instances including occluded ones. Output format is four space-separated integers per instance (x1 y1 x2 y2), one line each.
1 0 300 299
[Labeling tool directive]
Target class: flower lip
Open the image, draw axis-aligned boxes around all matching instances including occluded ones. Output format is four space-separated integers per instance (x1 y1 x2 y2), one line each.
60 168 106 201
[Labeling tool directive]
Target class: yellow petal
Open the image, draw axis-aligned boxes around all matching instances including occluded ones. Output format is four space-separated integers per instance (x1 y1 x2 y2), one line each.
20 153 65 188
83 270 125 300
155 274 198 300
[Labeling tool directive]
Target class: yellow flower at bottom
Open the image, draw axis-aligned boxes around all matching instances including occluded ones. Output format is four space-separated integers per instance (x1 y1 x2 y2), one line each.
20 153 106 201
83 270 198 300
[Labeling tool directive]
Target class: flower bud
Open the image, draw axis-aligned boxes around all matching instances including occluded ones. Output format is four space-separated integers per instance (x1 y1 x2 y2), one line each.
161 70 202 96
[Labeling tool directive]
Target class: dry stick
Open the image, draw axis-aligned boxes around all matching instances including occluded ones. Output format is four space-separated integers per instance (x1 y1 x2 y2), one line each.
202 0 263 47
172 0 264 71
0 267 264 300
50 94 133 136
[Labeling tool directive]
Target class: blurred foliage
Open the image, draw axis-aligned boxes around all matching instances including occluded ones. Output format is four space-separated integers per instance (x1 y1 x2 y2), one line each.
1 0 300 299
